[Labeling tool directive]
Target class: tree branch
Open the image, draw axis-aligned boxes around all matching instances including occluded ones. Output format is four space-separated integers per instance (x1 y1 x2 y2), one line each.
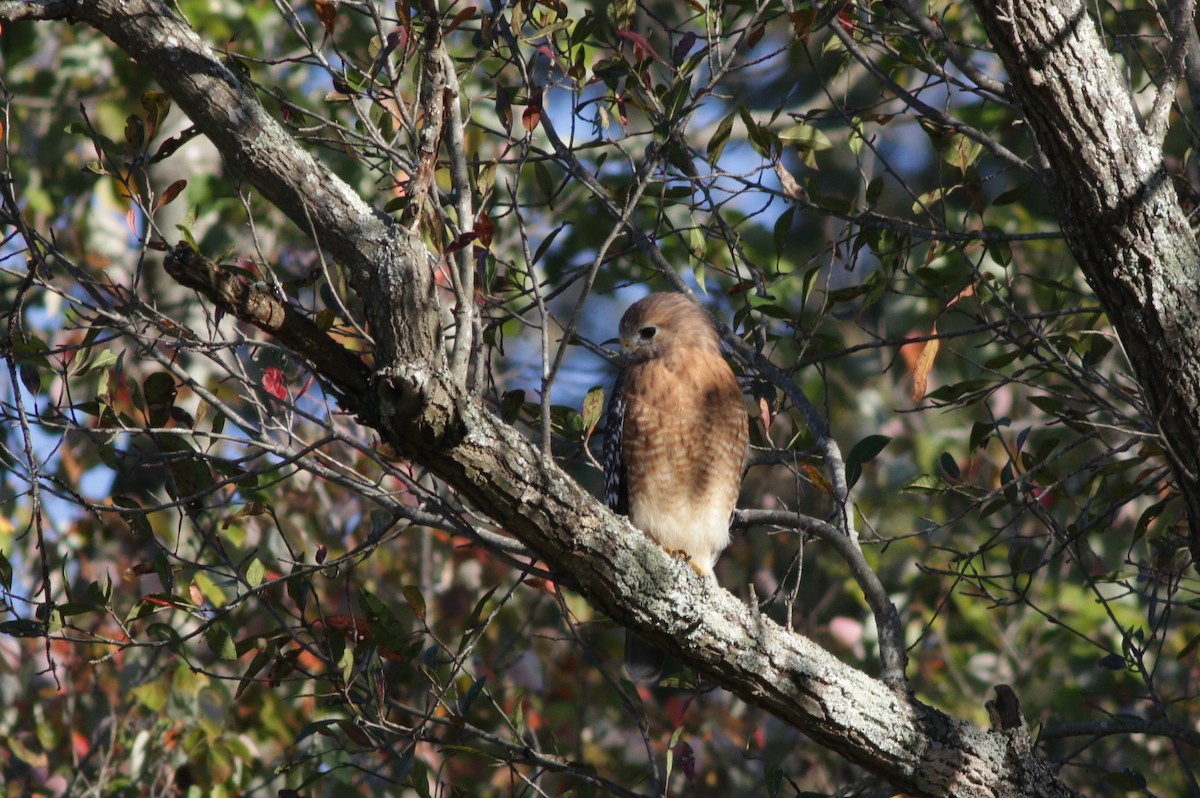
735 509 906 683
161 244 371 401
1146 0 1195 142
0 0 72 21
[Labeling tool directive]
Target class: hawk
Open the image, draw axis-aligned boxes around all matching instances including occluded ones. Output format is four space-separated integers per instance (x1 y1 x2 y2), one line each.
603 292 749 679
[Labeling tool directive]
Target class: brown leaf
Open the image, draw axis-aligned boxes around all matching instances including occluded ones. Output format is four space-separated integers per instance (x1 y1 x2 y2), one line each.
757 395 773 435
445 5 478 35
800 463 833 495
911 329 940 403
154 179 187 212
945 280 978 309
475 210 494 248
324 614 371 643
773 160 806 201
315 0 337 35
615 29 668 65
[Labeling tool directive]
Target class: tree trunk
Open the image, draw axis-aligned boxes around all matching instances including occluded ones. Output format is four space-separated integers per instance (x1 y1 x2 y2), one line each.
971 0 1200 564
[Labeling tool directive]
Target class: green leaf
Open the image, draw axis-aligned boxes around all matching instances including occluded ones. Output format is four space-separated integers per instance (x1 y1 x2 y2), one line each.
985 236 1012 267
72 348 119 376
236 640 278 699
1179 631 1200 661
532 223 565 265
206 623 238 661
245 558 265 588
901 475 948 495
534 161 555 202
141 90 172 138
990 181 1029 206
286 563 309 615
142 372 177 427
773 207 795 256
845 434 891 489
403 584 426 622
464 585 500 635
664 726 686 784
147 622 183 650
56 601 99 617
778 122 832 151
707 110 736 165
411 758 432 798
1101 769 1147 790
457 675 486 716
294 719 339 745
581 386 605 440
865 176 884 205
0 619 45 637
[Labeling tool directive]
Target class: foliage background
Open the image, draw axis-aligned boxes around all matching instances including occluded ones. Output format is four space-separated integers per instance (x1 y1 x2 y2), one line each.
1 0 1197 796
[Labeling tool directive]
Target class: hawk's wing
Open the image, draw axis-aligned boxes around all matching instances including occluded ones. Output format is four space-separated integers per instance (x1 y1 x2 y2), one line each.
603 371 629 516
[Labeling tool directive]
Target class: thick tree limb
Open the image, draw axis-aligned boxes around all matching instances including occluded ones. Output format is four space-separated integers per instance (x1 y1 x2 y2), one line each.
3 0 1087 794
162 245 371 401
969 0 1200 567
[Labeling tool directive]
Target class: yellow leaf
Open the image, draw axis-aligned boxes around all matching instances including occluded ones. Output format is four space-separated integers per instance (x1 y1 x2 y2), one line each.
911 332 940 403
800 464 833 495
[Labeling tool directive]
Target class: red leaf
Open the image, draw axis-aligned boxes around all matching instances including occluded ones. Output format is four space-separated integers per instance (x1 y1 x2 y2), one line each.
522 89 543 134
672 32 697 65
72 730 90 759
445 230 479 256
522 105 541 133
154 179 187 212
616 29 668 65
837 8 857 34
262 366 288 400
475 210 494 248
324 614 371 643
445 5 478 35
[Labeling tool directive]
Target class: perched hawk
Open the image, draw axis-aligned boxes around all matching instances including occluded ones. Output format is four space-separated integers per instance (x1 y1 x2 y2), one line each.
603 292 749 679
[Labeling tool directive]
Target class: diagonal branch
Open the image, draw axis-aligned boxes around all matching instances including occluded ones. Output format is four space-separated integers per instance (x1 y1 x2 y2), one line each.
162 244 371 401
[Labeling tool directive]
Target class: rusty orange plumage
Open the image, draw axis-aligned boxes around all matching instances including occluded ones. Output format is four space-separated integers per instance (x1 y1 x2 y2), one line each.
603 293 748 678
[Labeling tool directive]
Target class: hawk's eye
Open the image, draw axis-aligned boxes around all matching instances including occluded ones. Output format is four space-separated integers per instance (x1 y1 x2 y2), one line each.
638 325 657 340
